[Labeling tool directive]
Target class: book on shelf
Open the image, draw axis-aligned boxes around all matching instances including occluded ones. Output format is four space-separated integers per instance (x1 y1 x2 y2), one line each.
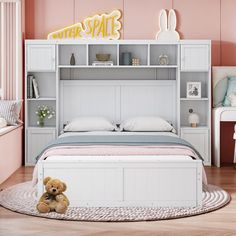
27 75 40 99
27 75 34 98
32 77 40 99
92 61 114 66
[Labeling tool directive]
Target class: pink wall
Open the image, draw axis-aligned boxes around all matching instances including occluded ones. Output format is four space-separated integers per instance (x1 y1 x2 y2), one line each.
25 0 236 66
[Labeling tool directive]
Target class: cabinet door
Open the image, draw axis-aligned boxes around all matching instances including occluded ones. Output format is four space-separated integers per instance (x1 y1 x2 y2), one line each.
27 128 56 165
181 128 210 165
181 45 209 71
27 45 55 71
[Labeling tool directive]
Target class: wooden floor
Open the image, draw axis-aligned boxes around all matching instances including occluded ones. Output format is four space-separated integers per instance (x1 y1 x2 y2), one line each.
0 166 236 236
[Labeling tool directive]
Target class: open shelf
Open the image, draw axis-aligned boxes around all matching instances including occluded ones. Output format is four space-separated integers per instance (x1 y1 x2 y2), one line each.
26 72 56 99
180 100 209 127
27 100 56 128
150 44 178 66
88 44 117 66
59 44 87 66
119 44 148 66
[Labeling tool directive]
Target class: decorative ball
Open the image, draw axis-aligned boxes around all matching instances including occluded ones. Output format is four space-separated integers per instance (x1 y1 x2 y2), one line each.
188 109 199 127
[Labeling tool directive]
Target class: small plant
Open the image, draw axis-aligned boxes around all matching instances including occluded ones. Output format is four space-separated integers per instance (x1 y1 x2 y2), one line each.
35 105 55 127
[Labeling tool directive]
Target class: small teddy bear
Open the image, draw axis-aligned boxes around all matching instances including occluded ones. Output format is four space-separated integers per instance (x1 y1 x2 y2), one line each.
36 177 70 214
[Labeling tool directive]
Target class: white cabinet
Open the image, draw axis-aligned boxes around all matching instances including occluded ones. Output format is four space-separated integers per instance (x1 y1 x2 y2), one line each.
181 128 210 166
26 128 56 165
181 44 209 71
27 44 55 71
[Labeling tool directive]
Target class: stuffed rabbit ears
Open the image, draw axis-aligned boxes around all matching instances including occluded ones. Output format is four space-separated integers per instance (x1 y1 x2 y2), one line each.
156 9 180 41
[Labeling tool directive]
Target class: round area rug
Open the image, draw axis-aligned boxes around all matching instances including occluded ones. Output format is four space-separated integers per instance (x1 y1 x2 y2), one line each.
0 182 230 222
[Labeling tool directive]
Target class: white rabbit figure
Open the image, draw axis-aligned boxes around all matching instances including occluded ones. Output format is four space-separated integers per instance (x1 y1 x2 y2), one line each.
156 9 180 41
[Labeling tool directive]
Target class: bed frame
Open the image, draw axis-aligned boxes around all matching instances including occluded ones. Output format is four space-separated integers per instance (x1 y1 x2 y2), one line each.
36 78 204 208
38 156 202 207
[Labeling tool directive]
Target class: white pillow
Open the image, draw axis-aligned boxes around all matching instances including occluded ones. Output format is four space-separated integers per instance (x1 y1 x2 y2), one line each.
0 117 7 128
0 100 22 125
64 117 116 132
120 116 176 133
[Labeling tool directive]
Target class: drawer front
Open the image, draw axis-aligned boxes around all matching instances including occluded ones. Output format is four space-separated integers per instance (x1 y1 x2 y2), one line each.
27 128 56 165
181 129 210 165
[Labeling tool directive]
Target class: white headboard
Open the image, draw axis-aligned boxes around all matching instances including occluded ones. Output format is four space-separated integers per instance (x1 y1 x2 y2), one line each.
212 66 236 88
59 80 177 130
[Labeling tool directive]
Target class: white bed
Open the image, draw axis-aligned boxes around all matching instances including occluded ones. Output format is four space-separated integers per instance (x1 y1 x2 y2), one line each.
212 67 236 167
37 80 203 208
37 131 203 208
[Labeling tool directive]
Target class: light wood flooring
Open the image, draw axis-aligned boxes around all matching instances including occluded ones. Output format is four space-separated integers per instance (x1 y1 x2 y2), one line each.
0 166 236 236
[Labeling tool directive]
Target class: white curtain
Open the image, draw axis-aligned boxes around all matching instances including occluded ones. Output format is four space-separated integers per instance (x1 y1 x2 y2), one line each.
0 0 22 100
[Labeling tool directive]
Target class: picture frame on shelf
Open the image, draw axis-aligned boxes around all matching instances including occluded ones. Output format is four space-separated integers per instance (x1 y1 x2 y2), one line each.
186 82 201 98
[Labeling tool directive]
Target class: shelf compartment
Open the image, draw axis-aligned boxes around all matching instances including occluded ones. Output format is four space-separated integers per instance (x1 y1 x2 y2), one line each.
180 72 209 99
119 44 148 66
26 72 56 98
88 44 117 66
59 68 176 80
150 44 178 66
180 100 209 127
27 100 56 128
59 44 87 66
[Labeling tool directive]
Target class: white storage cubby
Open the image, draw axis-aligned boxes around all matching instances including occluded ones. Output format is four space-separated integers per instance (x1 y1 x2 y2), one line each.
119 44 148 66
89 44 118 65
26 44 56 71
180 100 209 127
27 100 56 128
59 44 87 66
26 72 56 98
181 128 210 165
180 72 209 99
26 128 56 165
25 40 211 166
150 44 178 66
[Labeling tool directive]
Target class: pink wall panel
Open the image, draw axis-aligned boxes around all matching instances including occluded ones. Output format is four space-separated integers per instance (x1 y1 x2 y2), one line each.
123 0 171 39
74 0 124 38
173 0 221 65
25 0 74 39
221 0 236 65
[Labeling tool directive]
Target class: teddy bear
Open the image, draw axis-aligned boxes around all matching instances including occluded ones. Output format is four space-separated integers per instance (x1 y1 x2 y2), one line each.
36 177 70 214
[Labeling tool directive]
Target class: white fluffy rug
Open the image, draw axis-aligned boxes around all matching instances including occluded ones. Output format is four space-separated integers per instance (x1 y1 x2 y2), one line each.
0 182 230 222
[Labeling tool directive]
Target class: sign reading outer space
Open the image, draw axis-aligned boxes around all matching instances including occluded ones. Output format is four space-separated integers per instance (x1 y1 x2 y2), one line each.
47 10 122 40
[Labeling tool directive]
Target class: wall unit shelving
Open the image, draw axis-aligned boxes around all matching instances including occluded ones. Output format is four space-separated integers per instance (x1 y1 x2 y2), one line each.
25 39 211 166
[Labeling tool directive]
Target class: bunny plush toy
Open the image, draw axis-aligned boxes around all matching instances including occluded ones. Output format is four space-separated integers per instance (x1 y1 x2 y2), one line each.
156 9 180 41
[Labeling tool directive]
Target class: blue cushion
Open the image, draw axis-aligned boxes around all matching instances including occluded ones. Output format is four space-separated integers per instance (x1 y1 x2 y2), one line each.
223 76 236 106
214 77 228 107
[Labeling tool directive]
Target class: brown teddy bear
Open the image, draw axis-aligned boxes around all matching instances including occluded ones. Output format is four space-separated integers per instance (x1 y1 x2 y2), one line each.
36 177 70 214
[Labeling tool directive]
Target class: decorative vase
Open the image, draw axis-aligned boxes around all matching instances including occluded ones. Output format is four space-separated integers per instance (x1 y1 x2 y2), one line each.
122 52 132 65
188 109 199 127
37 117 44 127
70 53 75 65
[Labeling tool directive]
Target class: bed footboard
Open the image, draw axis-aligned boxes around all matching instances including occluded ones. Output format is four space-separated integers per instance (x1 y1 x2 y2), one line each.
37 156 202 208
